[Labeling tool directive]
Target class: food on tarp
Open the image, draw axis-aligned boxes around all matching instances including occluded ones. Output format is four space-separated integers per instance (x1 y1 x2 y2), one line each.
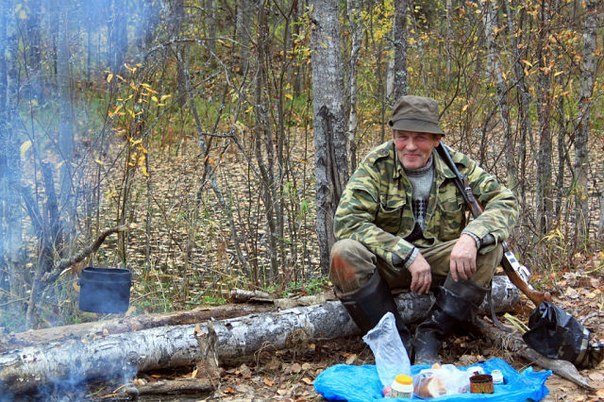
413 370 447 398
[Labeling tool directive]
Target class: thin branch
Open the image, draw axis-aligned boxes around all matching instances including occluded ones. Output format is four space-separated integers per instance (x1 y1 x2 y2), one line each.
42 225 130 283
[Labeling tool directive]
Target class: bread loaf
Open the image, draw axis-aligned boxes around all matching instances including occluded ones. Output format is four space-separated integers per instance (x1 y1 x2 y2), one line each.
414 373 447 398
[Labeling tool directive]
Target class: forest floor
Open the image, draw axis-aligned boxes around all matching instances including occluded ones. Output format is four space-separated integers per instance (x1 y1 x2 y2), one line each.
89 270 603 402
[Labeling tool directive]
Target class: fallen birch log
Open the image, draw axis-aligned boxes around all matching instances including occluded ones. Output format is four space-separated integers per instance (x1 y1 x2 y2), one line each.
0 276 518 396
0 304 276 352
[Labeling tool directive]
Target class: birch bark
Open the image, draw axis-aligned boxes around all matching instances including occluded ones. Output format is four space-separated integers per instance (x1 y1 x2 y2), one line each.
309 0 348 273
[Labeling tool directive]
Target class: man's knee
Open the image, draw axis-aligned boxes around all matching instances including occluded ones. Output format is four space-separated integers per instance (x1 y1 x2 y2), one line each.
473 244 504 288
329 239 375 294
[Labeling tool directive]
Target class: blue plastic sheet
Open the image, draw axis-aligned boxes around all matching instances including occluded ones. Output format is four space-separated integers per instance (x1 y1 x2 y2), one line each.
314 357 551 401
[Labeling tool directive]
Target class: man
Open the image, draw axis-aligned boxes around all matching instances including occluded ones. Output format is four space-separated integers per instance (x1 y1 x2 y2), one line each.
330 95 518 364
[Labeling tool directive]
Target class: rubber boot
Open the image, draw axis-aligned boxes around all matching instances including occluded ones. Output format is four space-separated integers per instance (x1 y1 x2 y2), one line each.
339 271 412 355
414 277 487 364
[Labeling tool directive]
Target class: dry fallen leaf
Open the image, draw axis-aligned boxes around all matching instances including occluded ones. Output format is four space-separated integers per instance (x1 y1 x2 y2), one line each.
564 287 579 299
263 377 275 387
588 372 603 382
290 362 302 374
302 362 312 370
237 364 252 378
302 377 313 385
345 354 357 364
223 386 236 394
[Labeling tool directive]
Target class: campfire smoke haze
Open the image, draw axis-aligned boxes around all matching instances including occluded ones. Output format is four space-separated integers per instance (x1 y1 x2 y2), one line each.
0 0 166 397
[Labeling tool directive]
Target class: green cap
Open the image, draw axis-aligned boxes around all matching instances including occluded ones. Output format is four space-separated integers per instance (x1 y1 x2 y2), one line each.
388 95 444 135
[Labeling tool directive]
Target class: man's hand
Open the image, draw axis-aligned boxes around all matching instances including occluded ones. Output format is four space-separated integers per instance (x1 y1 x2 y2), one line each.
449 234 478 281
407 253 432 294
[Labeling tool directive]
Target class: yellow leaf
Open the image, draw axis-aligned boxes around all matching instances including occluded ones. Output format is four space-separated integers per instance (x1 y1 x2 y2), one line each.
106 73 114 83
20 140 33 158
95 159 104 165
151 96 159 103
521 59 533 68
160 94 172 101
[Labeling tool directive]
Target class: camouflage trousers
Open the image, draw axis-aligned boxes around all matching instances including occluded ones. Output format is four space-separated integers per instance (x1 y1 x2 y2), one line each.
329 238 503 298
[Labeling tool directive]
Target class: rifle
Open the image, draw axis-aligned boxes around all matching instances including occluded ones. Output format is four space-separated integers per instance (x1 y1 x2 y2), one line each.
436 143 604 370
435 143 551 308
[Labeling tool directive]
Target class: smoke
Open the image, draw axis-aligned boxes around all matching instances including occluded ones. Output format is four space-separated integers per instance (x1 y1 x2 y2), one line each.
0 0 163 325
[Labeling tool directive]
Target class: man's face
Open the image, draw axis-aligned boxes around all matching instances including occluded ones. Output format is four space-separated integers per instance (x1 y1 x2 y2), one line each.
393 130 441 170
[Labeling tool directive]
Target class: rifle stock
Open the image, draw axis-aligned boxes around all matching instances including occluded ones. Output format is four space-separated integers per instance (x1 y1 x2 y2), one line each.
500 243 551 307
436 144 552 308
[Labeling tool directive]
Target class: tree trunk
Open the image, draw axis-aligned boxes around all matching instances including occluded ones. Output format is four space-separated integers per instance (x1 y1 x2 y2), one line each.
391 0 408 100
574 0 597 243
482 0 517 194
173 0 187 108
535 0 553 235
236 0 252 73
206 0 217 60
57 2 74 242
254 0 280 282
309 0 348 274
0 277 518 395
108 0 128 72
504 0 532 205
0 0 24 316
24 0 42 102
346 0 362 172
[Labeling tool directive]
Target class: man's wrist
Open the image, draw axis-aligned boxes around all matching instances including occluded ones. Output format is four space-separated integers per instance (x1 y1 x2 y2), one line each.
392 247 418 269
462 231 481 249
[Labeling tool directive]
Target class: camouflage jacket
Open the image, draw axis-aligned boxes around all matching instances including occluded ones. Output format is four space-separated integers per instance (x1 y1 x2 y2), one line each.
334 140 518 266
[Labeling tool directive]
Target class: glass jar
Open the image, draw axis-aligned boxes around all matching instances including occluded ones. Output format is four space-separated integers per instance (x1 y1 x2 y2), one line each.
390 374 413 398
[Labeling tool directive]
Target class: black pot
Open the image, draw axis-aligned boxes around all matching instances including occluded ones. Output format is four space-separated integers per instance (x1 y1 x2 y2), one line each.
79 267 132 313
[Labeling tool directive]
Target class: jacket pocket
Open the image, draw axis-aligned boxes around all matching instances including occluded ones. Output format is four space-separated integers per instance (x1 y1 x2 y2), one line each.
436 194 465 241
377 196 406 234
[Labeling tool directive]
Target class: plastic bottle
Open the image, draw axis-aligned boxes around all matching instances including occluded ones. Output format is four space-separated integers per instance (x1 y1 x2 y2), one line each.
390 374 413 398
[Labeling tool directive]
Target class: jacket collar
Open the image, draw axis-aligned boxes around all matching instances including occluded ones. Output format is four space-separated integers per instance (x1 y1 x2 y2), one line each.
432 148 458 180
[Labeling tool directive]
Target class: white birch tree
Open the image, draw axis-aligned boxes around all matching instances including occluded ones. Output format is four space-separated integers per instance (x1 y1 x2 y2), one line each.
309 0 348 273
